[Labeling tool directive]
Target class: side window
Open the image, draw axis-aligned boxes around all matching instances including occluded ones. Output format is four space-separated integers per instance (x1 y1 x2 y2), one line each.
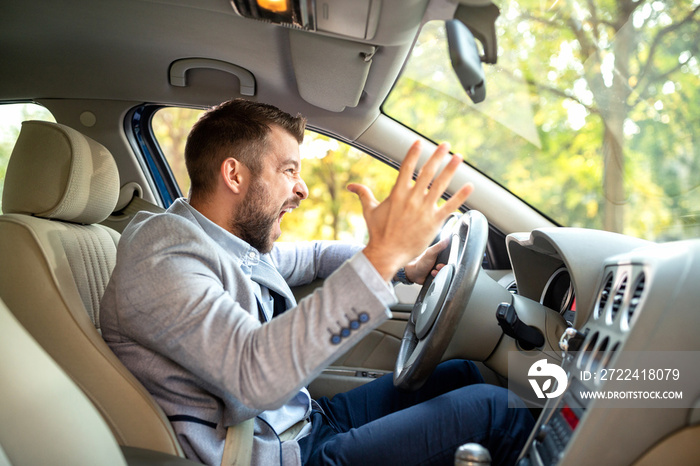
0 103 56 213
152 107 397 243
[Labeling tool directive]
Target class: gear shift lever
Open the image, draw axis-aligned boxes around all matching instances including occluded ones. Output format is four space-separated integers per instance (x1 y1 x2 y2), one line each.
454 443 491 466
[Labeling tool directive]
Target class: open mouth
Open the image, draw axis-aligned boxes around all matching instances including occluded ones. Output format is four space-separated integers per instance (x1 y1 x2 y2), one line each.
278 206 295 223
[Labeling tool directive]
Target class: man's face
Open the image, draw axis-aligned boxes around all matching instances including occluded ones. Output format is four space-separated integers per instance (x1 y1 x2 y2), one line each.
230 126 308 253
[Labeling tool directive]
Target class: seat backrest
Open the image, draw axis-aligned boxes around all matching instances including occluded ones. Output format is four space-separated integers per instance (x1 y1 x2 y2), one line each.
0 121 183 457
0 297 128 466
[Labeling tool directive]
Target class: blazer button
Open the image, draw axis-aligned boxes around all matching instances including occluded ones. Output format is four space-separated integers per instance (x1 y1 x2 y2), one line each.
358 312 369 323
330 334 342 345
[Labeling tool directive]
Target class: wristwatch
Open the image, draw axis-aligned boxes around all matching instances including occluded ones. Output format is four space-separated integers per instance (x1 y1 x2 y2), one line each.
394 267 414 285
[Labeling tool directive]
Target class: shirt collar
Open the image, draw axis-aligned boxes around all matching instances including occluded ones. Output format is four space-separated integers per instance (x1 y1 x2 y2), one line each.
168 198 261 267
168 198 295 304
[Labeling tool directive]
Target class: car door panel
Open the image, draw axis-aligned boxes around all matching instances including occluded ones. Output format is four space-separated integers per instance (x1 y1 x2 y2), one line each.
293 281 418 398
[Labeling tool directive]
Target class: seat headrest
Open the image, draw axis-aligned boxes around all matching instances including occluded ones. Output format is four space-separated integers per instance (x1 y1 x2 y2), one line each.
2 121 120 224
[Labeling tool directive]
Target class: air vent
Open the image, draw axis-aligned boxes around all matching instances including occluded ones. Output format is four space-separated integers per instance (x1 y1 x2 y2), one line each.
609 275 628 322
595 273 614 319
507 281 518 294
577 331 599 370
624 274 645 328
602 341 620 370
590 336 609 374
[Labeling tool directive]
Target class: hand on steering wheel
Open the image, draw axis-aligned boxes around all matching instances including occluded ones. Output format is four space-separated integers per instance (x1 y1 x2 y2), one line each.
393 210 489 391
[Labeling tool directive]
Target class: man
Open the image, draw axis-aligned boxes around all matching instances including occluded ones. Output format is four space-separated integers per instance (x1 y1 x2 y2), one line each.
100 99 533 466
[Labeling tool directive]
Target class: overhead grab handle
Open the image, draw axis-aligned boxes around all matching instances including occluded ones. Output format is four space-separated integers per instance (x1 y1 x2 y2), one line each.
169 58 256 96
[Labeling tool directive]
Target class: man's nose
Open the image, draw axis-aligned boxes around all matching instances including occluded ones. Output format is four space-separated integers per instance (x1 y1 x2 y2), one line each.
295 178 309 200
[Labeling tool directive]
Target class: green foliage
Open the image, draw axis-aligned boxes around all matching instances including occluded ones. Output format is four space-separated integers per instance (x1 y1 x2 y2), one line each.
279 134 396 243
152 107 204 197
384 0 700 241
153 1 700 243
153 108 397 243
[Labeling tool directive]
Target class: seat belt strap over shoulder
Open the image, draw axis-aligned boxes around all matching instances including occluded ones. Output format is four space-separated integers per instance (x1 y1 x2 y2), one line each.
101 189 166 234
221 418 254 466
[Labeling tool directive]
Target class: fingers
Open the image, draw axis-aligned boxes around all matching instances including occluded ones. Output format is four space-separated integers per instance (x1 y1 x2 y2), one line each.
403 142 466 212
431 263 446 277
413 142 451 194
426 237 449 258
356 139 473 279
439 183 474 216
426 240 448 275
394 140 422 192
404 141 473 218
425 153 463 205
347 183 379 214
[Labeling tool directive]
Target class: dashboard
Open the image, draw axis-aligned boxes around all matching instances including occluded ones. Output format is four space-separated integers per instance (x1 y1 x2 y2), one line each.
502 228 700 465
540 267 576 326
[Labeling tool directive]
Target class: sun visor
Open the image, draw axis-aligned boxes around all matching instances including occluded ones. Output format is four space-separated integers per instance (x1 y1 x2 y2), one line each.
290 30 376 112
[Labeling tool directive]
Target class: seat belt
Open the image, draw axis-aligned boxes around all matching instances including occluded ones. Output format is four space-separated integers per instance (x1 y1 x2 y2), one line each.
101 194 166 233
221 419 254 466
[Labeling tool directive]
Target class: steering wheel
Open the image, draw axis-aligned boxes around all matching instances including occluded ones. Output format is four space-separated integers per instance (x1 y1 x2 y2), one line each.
393 210 489 391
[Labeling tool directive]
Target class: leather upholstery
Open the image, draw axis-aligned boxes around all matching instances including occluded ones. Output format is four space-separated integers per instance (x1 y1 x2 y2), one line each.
0 297 128 465
2 121 119 224
0 121 183 456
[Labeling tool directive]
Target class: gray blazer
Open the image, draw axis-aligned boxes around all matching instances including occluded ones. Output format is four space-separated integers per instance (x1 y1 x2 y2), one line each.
100 198 396 465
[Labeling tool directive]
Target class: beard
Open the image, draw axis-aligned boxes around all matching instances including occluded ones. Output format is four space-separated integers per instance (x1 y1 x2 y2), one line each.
229 178 299 254
229 179 278 253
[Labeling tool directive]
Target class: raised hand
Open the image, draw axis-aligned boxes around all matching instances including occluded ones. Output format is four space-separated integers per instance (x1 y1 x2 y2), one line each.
348 141 473 282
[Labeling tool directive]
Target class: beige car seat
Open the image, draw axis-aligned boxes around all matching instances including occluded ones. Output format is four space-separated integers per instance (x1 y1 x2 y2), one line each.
0 296 205 465
0 296 129 465
0 121 183 457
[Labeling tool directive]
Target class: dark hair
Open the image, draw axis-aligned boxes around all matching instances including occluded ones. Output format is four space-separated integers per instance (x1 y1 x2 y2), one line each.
184 99 306 198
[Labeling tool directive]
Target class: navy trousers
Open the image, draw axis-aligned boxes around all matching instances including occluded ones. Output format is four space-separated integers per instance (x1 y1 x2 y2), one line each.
299 360 534 466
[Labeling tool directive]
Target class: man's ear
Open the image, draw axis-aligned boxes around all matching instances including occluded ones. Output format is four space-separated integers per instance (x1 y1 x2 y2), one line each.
220 157 247 194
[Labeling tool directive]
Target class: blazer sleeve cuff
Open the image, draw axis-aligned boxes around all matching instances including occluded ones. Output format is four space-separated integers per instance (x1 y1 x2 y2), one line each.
347 251 398 314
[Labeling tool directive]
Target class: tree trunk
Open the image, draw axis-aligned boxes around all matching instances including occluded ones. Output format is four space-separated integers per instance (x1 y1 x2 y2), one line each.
602 122 625 232
600 2 635 232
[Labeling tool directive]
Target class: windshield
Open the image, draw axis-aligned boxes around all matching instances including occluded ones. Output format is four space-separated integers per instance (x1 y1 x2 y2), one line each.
384 0 699 242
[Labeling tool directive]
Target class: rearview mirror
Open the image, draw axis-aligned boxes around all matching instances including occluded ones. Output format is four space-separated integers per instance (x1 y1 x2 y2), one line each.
446 19 485 104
